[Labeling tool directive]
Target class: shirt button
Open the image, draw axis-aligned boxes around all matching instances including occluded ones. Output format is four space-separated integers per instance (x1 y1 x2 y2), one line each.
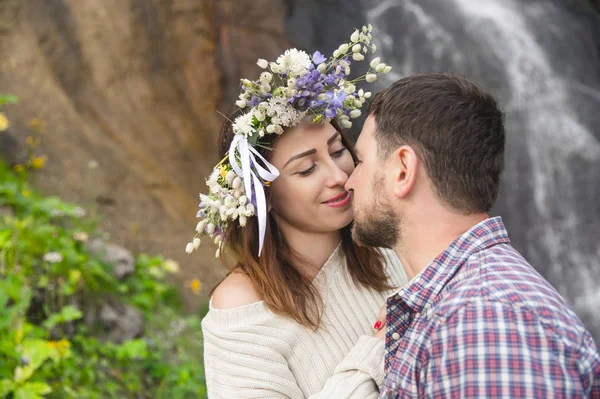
392 332 400 340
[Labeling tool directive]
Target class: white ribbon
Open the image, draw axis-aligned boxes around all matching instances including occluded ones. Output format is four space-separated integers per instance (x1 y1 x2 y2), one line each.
228 135 280 256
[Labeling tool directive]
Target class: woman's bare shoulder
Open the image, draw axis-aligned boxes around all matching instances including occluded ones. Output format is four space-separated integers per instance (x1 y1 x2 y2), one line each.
211 271 263 310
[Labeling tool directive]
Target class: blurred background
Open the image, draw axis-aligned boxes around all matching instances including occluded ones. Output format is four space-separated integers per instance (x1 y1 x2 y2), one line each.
0 0 598 397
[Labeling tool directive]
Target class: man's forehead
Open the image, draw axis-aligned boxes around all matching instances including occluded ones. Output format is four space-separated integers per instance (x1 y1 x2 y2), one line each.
355 116 376 156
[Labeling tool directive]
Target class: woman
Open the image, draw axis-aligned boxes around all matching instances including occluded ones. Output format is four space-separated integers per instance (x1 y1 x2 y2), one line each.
188 26 405 398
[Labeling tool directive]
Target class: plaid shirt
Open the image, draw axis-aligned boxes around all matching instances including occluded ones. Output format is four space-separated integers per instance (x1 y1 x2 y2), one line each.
380 217 600 398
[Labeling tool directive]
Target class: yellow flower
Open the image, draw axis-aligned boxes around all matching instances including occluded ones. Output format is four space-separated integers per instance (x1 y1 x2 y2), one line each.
22 190 30 197
220 167 228 180
190 278 202 295
0 112 9 131
48 338 70 353
13 164 24 173
30 117 47 133
31 155 47 169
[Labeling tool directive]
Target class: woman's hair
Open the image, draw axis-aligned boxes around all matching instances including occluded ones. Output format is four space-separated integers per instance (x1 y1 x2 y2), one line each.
214 110 392 329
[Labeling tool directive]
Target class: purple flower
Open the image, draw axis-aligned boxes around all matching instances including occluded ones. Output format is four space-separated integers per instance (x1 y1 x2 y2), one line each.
247 95 261 107
312 51 326 65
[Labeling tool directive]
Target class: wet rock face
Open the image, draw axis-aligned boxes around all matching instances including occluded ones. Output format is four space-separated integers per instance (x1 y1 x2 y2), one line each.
0 0 288 301
283 0 600 341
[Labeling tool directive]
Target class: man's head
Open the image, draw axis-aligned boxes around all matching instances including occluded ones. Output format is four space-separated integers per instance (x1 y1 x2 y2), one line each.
346 73 505 248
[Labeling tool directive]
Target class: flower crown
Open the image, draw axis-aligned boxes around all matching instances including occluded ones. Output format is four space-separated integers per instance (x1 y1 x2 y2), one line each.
186 25 391 257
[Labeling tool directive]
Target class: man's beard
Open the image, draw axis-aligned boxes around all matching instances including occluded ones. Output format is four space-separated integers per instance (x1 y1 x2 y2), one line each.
351 173 400 249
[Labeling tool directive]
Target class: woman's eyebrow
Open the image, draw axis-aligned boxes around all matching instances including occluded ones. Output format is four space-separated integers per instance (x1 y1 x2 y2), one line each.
284 149 317 168
284 132 341 168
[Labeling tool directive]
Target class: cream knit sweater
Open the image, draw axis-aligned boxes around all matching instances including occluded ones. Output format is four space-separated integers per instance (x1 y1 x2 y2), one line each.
201 246 408 398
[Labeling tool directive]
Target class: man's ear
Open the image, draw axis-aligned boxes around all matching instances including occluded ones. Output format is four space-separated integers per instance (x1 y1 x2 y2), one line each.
391 145 419 199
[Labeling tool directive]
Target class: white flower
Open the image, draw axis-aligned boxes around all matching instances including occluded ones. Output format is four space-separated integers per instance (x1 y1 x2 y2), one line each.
344 84 356 95
235 99 246 108
287 77 297 89
317 63 326 73
254 109 266 122
358 88 364 97
73 231 89 242
370 57 381 68
276 49 311 76
376 63 387 73
246 203 255 215
269 62 280 73
239 195 248 205
73 207 87 218
340 119 353 129
206 223 215 235
333 49 340 58
196 220 206 232
257 58 269 69
163 259 180 273
44 252 63 263
232 176 242 189
207 169 219 186
239 214 247 227
366 74 377 83
232 112 255 137
350 109 361 118
225 170 236 184
352 44 361 53
352 53 364 61
266 96 304 128
350 29 360 42
364 91 372 98
185 243 194 254
383 65 392 73
192 237 201 249
354 99 362 107
260 72 273 84
338 43 349 54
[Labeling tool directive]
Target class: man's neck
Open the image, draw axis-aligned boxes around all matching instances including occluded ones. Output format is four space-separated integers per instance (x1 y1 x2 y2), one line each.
395 212 489 280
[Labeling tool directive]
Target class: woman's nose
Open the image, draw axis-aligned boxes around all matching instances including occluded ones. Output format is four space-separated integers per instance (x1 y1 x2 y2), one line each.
325 162 348 187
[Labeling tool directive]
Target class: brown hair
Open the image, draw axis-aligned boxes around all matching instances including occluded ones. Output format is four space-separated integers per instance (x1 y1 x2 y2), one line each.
369 72 505 214
214 110 392 329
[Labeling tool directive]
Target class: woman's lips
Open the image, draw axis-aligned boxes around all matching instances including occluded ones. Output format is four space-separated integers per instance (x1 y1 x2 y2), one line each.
323 192 351 207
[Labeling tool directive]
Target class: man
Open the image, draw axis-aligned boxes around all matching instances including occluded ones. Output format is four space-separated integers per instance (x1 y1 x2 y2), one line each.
346 72 600 398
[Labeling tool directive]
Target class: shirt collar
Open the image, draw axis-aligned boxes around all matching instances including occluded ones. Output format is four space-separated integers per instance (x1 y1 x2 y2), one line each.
393 216 510 313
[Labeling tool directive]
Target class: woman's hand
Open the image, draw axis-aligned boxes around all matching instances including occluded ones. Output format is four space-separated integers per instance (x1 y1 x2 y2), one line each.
373 303 387 339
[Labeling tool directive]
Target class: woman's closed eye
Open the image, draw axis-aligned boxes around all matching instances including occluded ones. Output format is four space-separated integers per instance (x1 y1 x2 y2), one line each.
296 148 347 177
331 147 347 158
297 164 316 176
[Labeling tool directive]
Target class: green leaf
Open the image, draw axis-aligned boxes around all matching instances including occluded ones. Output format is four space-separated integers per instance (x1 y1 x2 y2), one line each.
14 381 52 399
0 378 14 397
116 339 148 361
0 95 19 106
42 305 83 331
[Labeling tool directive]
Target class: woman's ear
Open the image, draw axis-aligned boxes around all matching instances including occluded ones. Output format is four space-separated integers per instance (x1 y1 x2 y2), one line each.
392 145 419 199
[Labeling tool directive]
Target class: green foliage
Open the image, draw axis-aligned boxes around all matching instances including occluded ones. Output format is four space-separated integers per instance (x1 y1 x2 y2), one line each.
0 158 207 398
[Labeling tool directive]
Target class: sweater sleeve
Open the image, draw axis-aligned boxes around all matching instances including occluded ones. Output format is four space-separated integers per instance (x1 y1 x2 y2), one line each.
308 334 385 398
202 314 385 399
